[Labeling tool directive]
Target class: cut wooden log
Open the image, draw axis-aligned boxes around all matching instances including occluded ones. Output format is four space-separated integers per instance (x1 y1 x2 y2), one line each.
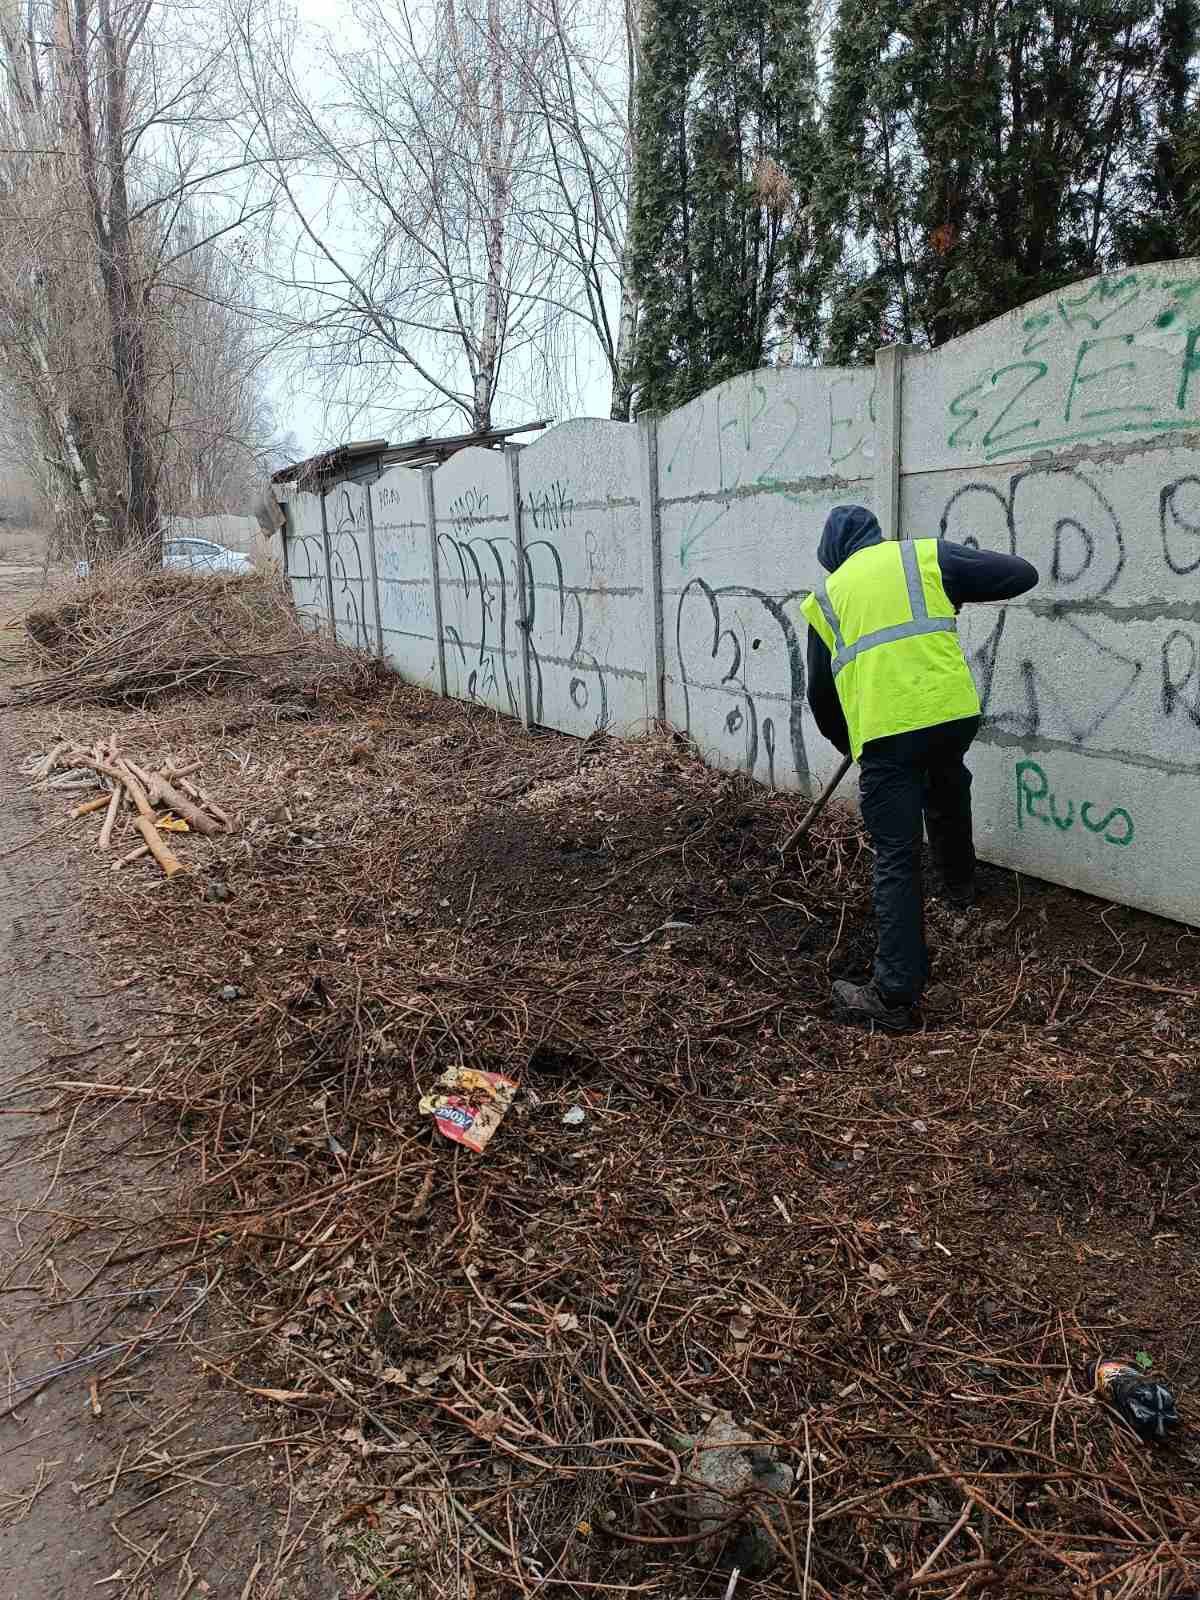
134 815 182 876
148 775 221 836
32 741 72 781
120 758 161 802
113 841 150 870
109 764 182 877
122 758 221 836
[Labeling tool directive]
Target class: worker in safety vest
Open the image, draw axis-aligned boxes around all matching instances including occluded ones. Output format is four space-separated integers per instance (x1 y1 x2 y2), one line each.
800 506 1038 1029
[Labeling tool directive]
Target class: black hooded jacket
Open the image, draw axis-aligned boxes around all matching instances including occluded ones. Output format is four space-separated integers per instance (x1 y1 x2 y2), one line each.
805 506 1038 756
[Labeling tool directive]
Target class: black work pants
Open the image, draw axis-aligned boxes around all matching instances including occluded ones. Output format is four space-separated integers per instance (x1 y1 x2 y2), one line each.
857 716 981 1005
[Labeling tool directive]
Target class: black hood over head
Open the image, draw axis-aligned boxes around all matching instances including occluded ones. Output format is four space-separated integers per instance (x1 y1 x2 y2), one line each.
817 504 883 574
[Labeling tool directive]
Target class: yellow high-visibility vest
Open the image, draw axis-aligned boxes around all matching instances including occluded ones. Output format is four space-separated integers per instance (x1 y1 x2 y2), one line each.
799 538 981 760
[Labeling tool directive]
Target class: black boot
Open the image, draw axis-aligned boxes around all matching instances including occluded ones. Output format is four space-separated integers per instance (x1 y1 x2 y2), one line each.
831 979 915 1031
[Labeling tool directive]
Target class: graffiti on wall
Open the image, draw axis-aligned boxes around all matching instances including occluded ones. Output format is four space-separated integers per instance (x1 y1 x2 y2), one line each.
1016 760 1134 846
437 487 520 713
940 462 1199 770
283 264 1200 923
946 271 1200 462
520 483 610 726
328 487 372 653
662 372 875 568
435 480 613 726
674 582 809 790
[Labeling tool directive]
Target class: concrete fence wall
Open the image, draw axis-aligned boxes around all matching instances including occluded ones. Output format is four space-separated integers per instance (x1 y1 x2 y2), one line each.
278 261 1200 928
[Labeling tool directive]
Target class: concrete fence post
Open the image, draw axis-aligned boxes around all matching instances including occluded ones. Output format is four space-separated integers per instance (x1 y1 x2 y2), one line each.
318 489 336 635
506 445 534 728
873 344 909 539
363 481 385 660
423 466 449 698
638 413 667 724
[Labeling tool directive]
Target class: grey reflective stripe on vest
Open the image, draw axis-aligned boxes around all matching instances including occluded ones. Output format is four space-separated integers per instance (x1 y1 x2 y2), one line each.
831 615 957 674
815 541 957 678
900 539 925 618
812 587 845 655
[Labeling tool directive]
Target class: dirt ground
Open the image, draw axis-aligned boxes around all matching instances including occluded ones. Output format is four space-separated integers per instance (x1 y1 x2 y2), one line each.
0 564 330 1599
4 565 1200 1598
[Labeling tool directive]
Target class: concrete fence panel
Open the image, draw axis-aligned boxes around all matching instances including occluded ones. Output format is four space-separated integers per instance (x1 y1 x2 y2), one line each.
516 420 648 738
325 480 376 655
432 447 524 720
658 368 875 794
372 463 442 691
900 261 1200 924
282 490 327 630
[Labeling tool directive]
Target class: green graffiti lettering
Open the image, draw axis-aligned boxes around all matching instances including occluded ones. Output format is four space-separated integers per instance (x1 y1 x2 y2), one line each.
1015 762 1134 849
1021 312 1055 357
947 381 985 449
1049 794 1075 832
1177 324 1200 413
1065 336 1154 426
1015 760 1048 829
827 381 865 467
982 362 1049 448
1081 802 1135 847
1055 273 1144 331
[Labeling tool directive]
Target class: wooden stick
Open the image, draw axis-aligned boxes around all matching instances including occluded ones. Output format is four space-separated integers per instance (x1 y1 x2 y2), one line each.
121 759 162 804
32 741 72 781
97 787 122 850
74 754 138 793
113 842 150 870
109 764 182 877
111 762 155 819
176 777 233 831
147 776 221 836
69 794 112 820
123 759 221 836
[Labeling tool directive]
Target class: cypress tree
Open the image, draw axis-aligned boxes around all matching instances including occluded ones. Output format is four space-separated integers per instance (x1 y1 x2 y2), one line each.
628 0 822 411
812 0 1200 363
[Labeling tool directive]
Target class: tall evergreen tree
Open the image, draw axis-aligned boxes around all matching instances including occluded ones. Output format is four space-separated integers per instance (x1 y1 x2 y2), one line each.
628 0 823 412
813 0 1199 364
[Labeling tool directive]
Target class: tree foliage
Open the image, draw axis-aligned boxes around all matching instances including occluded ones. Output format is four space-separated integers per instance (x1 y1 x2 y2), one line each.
812 0 1200 363
628 0 823 411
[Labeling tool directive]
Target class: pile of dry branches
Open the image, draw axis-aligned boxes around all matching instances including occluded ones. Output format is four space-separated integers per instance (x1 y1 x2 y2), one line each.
12 596 1200 1598
10 567 371 709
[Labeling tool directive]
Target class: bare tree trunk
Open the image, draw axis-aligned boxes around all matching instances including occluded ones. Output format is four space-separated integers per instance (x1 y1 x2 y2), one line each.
610 265 638 419
93 0 158 544
27 271 104 522
3 0 269 556
474 0 509 432
608 0 639 420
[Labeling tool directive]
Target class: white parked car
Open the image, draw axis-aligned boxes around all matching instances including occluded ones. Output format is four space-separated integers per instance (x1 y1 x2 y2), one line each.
163 537 253 575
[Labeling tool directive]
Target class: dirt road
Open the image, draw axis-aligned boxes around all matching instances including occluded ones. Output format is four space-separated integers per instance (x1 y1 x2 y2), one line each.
0 567 329 1599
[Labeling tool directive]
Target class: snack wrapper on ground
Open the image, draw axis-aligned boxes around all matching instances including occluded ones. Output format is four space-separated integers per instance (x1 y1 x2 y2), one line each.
420 1067 517 1153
